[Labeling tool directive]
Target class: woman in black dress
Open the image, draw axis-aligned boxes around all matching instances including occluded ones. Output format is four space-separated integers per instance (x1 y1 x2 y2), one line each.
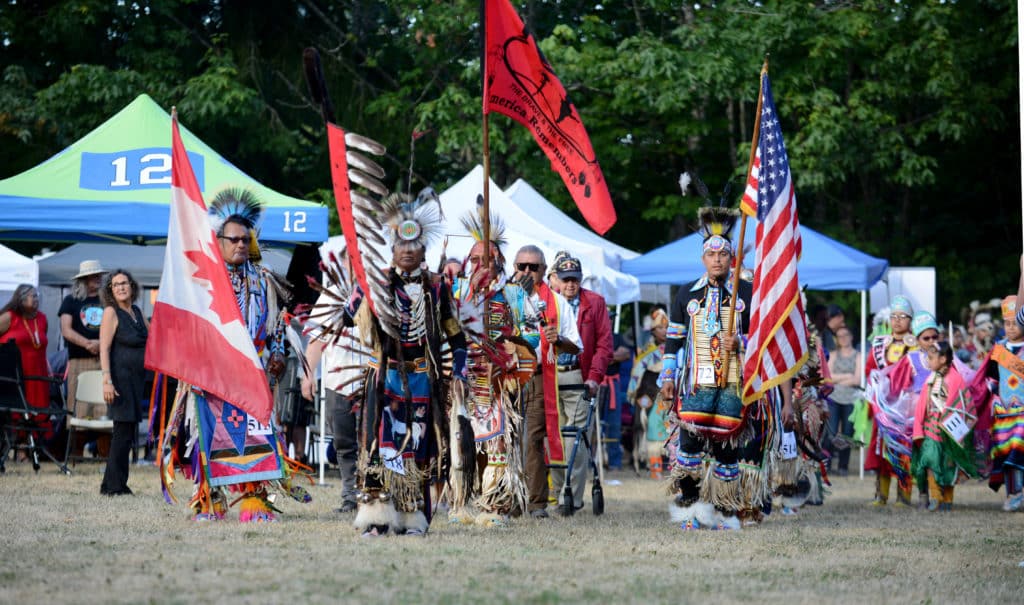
99 270 148 495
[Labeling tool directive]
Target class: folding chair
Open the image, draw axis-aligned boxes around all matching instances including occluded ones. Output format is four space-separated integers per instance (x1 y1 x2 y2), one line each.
65 370 114 466
0 340 70 474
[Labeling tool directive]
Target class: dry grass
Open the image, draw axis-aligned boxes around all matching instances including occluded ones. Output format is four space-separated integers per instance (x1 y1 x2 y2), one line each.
1 460 1022 605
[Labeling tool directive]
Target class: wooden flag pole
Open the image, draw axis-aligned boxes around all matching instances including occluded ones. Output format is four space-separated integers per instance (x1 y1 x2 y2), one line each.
480 0 492 273
483 113 492 272
720 57 768 388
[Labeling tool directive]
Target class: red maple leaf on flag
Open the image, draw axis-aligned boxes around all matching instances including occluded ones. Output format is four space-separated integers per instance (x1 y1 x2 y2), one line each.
184 241 238 325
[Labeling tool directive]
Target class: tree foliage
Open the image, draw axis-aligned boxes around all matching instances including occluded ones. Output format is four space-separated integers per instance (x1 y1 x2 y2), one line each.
0 0 1018 316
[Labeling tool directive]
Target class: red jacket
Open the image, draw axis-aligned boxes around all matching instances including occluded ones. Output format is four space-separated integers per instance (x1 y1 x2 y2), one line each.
575 288 614 384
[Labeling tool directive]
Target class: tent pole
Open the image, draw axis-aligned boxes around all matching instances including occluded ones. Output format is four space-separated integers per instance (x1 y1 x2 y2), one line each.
614 303 621 333
860 288 867 481
633 301 642 350
318 354 327 486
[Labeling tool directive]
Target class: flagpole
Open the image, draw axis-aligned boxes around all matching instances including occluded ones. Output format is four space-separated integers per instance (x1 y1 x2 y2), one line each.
480 0 492 272
720 57 768 388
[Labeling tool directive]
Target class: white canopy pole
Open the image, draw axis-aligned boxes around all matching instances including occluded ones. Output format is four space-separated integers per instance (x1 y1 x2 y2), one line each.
614 303 622 333
860 289 867 480
318 357 327 486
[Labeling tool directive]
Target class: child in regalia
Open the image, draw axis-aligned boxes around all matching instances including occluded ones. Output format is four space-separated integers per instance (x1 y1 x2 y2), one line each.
911 341 978 511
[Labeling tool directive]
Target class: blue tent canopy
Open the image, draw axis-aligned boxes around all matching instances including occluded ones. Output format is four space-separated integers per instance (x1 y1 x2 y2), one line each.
621 221 888 291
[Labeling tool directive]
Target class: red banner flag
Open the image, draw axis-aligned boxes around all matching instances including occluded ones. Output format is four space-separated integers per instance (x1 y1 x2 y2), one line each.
145 113 274 423
326 123 374 316
483 0 616 235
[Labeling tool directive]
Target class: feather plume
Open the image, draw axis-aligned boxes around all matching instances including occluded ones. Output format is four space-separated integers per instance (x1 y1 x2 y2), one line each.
459 210 507 251
344 132 386 156
349 168 388 197
302 47 335 124
379 191 444 250
284 323 311 380
698 206 740 240
692 174 710 201
346 150 386 179
208 187 263 233
679 172 692 196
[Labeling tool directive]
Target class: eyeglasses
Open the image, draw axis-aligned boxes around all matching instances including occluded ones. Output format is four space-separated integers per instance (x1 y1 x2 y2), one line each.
111 281 131 288
918 334 938 342
219 235 251 245
891 313 911 321
516 263 541 272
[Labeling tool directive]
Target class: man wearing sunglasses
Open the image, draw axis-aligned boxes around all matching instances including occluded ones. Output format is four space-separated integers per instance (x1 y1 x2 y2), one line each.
177 188 292 522
512 245 582 519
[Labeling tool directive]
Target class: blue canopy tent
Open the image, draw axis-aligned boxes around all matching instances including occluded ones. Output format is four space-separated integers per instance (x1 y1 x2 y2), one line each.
0 94 327 245
621 221 887 290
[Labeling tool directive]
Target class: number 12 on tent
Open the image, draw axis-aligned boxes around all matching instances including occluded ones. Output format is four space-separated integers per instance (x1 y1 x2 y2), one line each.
79 148 205 191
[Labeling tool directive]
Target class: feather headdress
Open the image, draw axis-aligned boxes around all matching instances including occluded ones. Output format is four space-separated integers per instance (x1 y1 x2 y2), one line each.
208 187 263 233
380 188 444 250
460 207 507 255
698 206 740 242
208 187 264 260
681 171 740 252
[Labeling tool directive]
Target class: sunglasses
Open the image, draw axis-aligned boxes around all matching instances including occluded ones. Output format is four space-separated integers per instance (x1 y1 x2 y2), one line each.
516 263 541 272
219 235 252 245
918 334 938 342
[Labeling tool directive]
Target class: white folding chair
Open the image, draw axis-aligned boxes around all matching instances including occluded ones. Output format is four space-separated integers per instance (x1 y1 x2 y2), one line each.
66 370 113 465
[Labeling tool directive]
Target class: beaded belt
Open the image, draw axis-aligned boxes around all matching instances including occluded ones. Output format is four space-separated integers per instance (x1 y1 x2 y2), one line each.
367 356 428 372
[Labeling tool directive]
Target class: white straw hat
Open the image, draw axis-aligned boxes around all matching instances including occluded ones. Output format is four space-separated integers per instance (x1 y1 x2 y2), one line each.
72 259 108 280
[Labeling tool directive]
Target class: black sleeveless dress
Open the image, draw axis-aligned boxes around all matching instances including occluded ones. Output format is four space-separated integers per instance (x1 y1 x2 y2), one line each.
109 305 148 423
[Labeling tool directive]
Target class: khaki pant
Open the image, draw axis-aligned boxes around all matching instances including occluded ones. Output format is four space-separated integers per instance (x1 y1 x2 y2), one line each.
550 369 589 510
523 373 549 512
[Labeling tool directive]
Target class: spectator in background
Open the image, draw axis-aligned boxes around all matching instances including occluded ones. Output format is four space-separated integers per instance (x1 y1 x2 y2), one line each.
628 308 669 479
550 254 613 513
60 260 109 456
302 323 365 515
603 314 632 471
810 304 829 344
824 304 846 353
99 270 148 496
826 326 861 476
0 284 53 452
546 250 571 294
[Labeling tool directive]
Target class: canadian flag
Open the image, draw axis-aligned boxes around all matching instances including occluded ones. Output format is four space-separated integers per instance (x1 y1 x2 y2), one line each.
144 113 274 423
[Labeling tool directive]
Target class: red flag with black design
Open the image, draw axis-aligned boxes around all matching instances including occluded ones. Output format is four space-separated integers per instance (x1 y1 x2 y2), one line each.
483 0 616 235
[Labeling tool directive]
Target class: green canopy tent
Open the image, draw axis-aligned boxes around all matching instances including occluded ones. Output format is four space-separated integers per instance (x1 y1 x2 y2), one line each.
0 94 327 245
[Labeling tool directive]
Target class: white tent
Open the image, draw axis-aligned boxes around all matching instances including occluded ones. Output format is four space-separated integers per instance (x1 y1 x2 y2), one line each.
323 167 641 304
436 166 640 304
505 178 638 269
0 243 38 302
504 178 670 305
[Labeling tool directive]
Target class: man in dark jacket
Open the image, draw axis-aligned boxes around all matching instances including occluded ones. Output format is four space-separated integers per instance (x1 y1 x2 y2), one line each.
550 254 613 513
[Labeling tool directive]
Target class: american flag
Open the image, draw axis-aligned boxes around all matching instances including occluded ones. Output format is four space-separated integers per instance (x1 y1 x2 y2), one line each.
740 72 809 404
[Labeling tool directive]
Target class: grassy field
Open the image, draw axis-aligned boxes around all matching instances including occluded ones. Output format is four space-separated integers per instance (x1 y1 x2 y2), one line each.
1 461 1022 605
